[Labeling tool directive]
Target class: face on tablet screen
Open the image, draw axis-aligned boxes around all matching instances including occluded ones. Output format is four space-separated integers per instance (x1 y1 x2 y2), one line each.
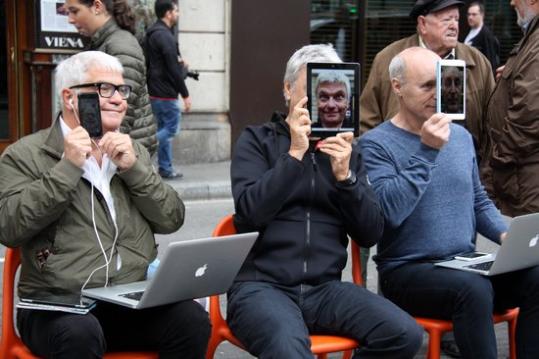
315 75 350 129
440 65 464 114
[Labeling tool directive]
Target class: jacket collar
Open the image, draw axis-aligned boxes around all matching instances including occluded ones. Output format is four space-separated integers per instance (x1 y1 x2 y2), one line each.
42 114 67 160
90 18 119 49
269 111 290 137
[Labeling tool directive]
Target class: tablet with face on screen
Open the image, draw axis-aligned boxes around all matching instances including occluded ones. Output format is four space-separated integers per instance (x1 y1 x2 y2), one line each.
436 59 466 120
307 62 360 139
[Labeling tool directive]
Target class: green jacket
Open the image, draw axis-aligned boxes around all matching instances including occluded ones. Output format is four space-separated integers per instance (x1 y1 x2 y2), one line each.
0 119 184 298
90 19 157 156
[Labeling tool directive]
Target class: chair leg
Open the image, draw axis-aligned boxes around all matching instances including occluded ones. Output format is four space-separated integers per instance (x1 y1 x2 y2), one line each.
317 355 328 359
427 329 443 359
342 349 353 359
205 335 220 359
508 318 517 359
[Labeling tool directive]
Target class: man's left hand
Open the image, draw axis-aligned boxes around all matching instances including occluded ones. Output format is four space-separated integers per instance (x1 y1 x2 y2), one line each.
98 132 137 171
317 132 354 181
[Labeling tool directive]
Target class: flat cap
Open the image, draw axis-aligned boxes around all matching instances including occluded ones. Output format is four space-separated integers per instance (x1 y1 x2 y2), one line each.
410 0 465 19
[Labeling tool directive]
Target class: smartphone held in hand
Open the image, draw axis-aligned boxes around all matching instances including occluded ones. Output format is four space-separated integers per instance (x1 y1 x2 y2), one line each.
77 93 102 138
436 59 466 120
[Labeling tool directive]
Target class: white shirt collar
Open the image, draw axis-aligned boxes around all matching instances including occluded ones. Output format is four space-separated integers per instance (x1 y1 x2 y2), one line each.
59 116 118 223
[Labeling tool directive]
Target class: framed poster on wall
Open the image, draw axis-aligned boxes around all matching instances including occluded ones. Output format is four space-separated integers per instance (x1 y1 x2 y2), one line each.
35 0 88 51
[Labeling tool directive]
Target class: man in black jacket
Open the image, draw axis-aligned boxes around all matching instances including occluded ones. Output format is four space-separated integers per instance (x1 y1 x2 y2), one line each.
464 1 500 72
227 44 423 358
144 0 190 179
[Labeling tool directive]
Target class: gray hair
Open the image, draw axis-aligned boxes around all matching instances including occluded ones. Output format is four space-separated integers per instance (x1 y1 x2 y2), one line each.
55 51 124 105
388 53 407 84
283 44 341 104
314 70 351 98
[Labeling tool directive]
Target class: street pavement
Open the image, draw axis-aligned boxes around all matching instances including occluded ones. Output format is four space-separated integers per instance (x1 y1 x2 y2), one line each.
0 160 511 358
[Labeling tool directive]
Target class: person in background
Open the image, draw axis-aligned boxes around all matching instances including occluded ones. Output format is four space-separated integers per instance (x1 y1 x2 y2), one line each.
464 1 500 73
484 0 539 216
66 0 157 156
144 0 191 179
0 51 210 359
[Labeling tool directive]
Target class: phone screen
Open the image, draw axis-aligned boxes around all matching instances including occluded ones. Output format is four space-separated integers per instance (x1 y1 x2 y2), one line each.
306 62 360 139
77 93 102 138
436 60 466 120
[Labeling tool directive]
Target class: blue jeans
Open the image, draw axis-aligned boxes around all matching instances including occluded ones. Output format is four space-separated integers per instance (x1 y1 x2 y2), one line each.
380 262 539 359
151 98 181 175
227 280 423 358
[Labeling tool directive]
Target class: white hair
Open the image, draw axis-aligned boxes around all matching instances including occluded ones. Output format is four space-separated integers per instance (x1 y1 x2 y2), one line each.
55 51 124 105
388 53 407 84
283 44 342 104
314 70 351 98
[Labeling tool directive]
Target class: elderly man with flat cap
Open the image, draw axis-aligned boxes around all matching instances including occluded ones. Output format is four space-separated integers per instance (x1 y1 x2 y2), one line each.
360 0 494 172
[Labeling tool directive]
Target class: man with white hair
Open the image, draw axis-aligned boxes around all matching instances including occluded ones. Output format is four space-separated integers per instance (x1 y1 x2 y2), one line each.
484 0 539 216
227 44 422 358
315 70 351 129
0 51 210 358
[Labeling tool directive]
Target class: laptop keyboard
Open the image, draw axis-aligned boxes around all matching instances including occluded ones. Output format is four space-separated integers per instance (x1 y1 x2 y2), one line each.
120 291 144 301
466 261 494 271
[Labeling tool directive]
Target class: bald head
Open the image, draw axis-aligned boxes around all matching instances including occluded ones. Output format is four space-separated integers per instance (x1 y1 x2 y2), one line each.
389 47 440 84
389 47 441 122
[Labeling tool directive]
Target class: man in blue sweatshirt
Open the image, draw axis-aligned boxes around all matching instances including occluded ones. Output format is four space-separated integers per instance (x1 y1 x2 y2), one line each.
359 46 539 358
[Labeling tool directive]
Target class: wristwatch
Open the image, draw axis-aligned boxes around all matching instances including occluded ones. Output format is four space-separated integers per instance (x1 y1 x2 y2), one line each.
338 170 357 186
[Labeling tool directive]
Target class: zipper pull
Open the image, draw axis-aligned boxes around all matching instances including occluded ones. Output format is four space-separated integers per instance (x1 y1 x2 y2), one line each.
310 152 318 171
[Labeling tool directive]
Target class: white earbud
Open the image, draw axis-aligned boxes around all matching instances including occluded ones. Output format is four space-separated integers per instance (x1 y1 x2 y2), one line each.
69 98 74 110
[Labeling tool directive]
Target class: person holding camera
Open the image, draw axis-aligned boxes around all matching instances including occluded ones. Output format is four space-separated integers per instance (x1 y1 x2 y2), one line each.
144 0 192 179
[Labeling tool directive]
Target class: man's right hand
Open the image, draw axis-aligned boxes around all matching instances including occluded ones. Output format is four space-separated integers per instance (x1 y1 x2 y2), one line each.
64 127 92 168
183 96 192 112
420 113 452 150
288 96 311 161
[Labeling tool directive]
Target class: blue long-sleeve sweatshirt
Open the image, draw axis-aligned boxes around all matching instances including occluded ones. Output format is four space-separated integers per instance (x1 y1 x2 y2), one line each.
359 121 507 274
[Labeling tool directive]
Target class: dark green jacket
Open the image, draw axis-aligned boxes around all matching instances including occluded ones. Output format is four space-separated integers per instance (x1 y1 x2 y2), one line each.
0 119 184 298
90 19 157 155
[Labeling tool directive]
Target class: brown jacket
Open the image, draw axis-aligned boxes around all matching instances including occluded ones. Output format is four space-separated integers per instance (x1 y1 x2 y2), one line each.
485 17 539 216
360 34 495 163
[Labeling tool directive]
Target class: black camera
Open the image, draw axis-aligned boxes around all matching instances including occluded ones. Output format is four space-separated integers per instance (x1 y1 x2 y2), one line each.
186 70 199 81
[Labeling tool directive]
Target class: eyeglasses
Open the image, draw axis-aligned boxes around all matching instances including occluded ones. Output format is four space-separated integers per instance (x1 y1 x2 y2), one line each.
69 82 132 99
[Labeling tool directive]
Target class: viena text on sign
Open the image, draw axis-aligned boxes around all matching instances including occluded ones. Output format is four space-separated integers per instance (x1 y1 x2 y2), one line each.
44 36 85 49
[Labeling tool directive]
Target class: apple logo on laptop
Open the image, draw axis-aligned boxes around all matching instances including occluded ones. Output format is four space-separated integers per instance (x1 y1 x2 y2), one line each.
529 234 539 248
195 264 208 277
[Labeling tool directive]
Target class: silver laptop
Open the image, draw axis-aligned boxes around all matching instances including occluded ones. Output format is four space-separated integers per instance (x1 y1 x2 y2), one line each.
82 232 257 309
435 213 539 276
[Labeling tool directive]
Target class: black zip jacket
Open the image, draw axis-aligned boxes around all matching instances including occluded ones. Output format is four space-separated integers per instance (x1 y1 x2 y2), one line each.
144 20 189 98
231 112 384 286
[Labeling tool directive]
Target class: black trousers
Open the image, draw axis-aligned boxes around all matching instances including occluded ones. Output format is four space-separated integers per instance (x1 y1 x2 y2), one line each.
17 300 211 359
227 280 423 359
380 263 539 359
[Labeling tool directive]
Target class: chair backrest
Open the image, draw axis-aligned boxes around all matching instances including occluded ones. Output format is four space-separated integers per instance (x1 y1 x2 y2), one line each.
0 247 23 358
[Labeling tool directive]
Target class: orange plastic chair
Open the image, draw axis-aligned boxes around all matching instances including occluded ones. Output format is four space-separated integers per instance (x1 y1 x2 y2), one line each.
415 307 519 359
0 247 158 359
206 214 363 359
